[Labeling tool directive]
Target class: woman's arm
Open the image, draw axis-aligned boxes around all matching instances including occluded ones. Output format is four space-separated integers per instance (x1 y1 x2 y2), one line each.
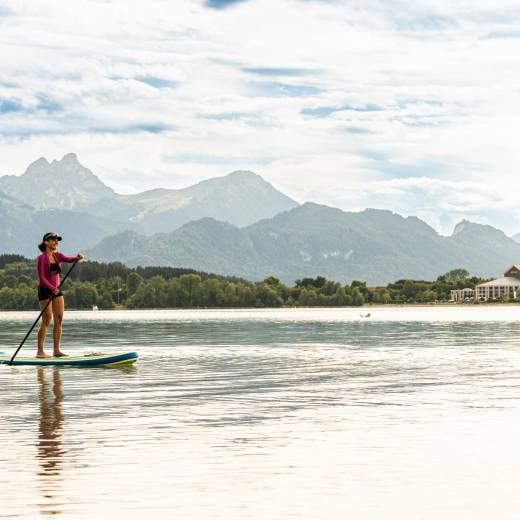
56 252 82 263
37 255 57 290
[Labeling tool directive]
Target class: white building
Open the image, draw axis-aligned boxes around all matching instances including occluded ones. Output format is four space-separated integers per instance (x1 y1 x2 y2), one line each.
450 288 475 302
475 265 520 301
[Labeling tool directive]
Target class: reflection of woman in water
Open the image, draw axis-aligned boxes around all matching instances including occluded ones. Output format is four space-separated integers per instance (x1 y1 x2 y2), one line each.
37 367 64 476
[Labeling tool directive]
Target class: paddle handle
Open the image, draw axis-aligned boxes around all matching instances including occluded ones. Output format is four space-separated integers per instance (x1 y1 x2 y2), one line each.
8 258 80 365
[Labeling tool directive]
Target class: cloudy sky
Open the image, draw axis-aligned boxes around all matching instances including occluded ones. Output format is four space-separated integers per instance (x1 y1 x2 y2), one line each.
1 0 519 234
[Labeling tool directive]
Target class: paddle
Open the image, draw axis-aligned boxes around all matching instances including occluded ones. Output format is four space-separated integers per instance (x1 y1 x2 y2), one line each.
8 258 80 365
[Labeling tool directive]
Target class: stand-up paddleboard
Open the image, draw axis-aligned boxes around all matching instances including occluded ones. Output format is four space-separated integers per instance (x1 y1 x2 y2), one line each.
0 351 138 367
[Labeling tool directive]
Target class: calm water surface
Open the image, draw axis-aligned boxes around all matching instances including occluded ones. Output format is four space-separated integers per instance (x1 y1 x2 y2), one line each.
2 306 520 519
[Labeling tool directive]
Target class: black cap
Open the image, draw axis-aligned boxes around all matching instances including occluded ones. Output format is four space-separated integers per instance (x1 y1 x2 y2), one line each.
42 232 62 242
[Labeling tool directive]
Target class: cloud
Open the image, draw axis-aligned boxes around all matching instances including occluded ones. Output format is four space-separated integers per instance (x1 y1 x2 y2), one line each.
358 153 453 178
91 123 174 134
0 117 173 138
205 0 249 8
198 112 250 120
163 152 276 166
301 104 385 117
0 2 13 18
0 0 520 234
343 126 373 134
249 81 322 97
134 76 179 89
300 106 338 118
0 99 23 113
35 94 62 113
337 0 458 34
242 67 315 77
482 30 520 39
330 176 514 235
0 94 62 115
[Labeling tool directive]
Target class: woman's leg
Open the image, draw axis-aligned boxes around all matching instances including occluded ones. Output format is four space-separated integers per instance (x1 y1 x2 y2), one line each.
51 296 66 356
37 300 53 358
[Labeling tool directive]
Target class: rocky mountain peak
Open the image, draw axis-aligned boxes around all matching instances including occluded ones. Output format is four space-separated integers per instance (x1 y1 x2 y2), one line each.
0 153 115 210
226 170 260 180
53 152 79 165
451 219 509 243
452 220 469 236
24 157 51 177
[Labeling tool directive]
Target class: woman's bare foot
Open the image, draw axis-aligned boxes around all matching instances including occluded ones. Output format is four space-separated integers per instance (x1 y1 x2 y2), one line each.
53 351 68 357
36 353 52 358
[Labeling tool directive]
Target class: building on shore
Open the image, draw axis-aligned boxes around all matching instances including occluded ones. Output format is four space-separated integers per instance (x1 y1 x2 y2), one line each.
475 265 520 301
450 288 475 302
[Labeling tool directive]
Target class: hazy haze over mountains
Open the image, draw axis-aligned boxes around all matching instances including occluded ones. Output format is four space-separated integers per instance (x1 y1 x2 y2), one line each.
0 154 298 229
85 169 298 232
0 154 298 254
2 154 520 285
88 202 520 286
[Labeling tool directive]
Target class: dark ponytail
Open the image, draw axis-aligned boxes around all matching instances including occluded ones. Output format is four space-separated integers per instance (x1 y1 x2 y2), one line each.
37 242 46 252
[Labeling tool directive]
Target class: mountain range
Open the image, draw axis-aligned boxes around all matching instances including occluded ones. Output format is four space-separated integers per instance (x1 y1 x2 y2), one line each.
2 153 520 285
87 203 520 285
0 153 298 255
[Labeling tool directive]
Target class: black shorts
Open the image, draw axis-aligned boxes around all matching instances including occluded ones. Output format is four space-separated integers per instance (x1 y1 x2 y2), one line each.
37 286 63 301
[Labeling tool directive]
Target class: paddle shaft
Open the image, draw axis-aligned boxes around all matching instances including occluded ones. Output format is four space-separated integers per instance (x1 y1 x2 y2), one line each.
8 258 79 365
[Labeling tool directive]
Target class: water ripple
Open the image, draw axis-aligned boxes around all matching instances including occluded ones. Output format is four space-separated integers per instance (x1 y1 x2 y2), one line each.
2 309 520 519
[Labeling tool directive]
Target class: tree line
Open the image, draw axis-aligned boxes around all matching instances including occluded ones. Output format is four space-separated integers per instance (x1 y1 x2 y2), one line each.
0 255 493 310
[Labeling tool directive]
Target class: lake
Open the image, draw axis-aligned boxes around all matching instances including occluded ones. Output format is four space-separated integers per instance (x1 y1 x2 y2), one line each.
1 306 520 519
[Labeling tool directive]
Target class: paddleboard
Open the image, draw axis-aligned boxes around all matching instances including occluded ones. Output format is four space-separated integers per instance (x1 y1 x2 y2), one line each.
0 351 138 367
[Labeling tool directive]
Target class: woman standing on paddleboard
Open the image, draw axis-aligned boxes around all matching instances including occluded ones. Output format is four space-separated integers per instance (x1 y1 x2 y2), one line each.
36 232 84 358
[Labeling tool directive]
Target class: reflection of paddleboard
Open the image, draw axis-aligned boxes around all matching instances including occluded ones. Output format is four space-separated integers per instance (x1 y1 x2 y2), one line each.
0 351 138 367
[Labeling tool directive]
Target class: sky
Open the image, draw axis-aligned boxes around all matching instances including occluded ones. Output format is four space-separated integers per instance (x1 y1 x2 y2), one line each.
0 0 520 235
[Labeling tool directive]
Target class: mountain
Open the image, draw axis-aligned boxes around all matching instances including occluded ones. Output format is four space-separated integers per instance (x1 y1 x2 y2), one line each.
0 192 36 256
0 199 134 257
87 169 298 232
86 202 520 285
0 153 115 210
5 153 520 285
90 221 254 271
512 232 520 244
0 157 134 256
0 155 299 233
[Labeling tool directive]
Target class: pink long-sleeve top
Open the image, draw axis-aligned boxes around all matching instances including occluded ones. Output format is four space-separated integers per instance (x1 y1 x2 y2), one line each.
37 252 77 291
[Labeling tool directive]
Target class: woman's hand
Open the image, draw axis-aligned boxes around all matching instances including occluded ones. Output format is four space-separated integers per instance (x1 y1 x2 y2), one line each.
76 253 85 261
53 288 61 295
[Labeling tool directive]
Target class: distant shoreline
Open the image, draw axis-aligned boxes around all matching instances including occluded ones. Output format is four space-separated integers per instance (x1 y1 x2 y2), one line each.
1 302 519 313
2 306 519 328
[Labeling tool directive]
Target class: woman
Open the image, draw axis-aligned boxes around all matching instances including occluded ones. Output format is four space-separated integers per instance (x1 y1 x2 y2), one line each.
36 232 84 358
